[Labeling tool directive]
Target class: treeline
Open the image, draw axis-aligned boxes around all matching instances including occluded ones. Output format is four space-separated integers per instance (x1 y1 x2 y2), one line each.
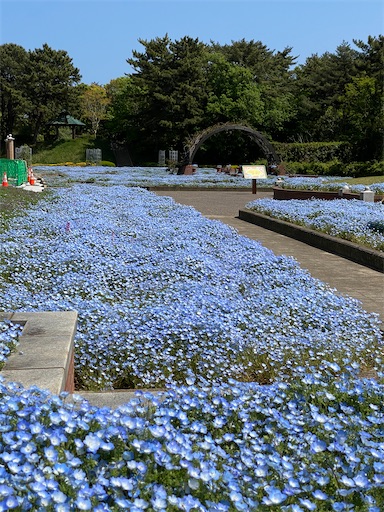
0 35 383 164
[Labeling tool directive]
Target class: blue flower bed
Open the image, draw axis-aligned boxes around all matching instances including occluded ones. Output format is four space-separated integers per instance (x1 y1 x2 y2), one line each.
1 185 382 391
1 180 383 509
0 375 383 510
276 177 384 195
246 198 384 252
35 165 384 194
35 166 276 189
0 321 21 370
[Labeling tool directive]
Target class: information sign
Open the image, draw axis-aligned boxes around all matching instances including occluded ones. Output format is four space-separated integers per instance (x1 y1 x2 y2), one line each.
242 165 267 179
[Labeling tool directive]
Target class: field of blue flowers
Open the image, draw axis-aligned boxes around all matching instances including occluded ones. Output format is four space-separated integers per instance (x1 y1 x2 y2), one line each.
275 177 384 195
245 198 384 252
34 165 384 195
0 167 383 510
35 165 259 189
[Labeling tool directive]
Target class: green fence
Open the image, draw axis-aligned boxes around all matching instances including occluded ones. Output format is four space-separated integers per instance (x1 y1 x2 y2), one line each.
0 159 28 186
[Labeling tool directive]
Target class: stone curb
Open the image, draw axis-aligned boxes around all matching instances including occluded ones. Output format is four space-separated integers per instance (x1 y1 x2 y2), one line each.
238 209 384 273
1 311 77 394
147 186 271 192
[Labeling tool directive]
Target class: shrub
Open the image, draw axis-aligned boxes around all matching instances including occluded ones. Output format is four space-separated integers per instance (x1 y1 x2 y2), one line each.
274 141 353 163
344 161 384 178
285 160 384 178
367 220 384 235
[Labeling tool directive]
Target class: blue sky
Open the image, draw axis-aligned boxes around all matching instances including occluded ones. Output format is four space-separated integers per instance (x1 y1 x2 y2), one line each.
1 0 382 85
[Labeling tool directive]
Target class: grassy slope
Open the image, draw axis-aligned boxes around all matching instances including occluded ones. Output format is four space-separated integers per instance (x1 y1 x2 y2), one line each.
32 135 115 165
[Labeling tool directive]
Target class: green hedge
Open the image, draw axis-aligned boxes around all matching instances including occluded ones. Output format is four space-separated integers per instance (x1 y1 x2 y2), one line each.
274 141 353 163
284 160 384 178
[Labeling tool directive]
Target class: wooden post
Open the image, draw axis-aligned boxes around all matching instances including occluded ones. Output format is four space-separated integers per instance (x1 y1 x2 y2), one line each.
5 134 15 160
252 179 257 194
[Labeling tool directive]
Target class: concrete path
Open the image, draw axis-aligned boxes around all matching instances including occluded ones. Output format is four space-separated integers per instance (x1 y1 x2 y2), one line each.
79 188 384 408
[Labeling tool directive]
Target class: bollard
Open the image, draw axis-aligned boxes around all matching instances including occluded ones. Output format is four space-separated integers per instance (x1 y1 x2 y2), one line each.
360 187 375 202
338 184 351 197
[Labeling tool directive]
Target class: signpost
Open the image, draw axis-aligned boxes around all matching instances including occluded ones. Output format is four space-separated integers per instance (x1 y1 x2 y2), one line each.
242 165 267 194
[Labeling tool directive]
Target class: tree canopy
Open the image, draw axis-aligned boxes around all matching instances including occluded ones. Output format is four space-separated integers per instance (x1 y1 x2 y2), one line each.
1 35 382 162
0 43 81 145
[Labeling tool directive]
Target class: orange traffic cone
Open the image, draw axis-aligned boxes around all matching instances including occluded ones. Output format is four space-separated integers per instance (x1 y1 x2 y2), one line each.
28 167 32 183
2 172 8 187
29 170 35 186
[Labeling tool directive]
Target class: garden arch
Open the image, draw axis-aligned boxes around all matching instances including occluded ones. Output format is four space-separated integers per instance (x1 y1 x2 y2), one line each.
177 123 281 174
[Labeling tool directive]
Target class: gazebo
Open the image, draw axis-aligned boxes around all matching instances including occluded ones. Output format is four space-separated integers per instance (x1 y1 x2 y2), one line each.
47 111 86 139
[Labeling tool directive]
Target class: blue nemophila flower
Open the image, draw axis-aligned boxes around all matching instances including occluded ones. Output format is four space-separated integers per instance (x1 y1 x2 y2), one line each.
1 184 382 390
299 498 317 510
0 376 383 508
263 486 287 505
83 433 101 453
0 170 383 509
246 197 384 251
312 489 328 500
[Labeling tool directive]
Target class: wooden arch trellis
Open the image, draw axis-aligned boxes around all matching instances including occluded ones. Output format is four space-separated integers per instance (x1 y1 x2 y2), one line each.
177 123 281 174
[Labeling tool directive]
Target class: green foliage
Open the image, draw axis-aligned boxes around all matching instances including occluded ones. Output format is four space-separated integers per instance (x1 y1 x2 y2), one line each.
290 42 360 141
205 53 265 125
338 75 384 160
33 135 115 165
289 36 384 161
16 144 32 166
0 44 30 142
25 44 82 143
285 159 384 177
80 83 110 137
367 220 384 235
344 160 384 177
211 39 297 136
274 141 353 163
125 35 209 158
2 35 383 165
105 76 139 143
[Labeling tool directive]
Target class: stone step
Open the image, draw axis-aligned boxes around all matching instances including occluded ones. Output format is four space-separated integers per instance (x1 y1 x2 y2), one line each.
1 311 77 394
73 389 163 409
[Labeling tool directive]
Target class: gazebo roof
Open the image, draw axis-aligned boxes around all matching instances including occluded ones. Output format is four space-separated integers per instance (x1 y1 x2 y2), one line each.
47 111 85 127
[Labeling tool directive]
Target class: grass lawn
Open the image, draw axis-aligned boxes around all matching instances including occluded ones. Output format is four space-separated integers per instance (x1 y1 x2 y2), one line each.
346 175 384 186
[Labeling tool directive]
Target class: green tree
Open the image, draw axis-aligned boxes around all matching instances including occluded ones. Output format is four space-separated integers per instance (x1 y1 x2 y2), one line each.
105 76 138 141
205 52 265 126
0 43 30 144
352 35 384 159
80 83 110 137
25 43 81 143
292 42 359 141
211 39 297 137
339 76 383 159
126 35 208 157
354 35 384 83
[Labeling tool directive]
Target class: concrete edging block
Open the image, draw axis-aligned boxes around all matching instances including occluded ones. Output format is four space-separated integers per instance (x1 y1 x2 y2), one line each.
1 311 77 394
239 209 384 273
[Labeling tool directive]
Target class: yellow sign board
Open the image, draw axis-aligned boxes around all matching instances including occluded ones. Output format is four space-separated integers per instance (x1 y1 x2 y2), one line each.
242 165 267 179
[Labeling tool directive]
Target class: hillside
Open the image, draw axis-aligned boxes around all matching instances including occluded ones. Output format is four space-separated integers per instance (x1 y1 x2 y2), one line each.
32 135 116 165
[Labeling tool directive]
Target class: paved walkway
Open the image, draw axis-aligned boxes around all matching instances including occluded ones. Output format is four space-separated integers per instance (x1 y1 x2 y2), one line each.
156 189 384 325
